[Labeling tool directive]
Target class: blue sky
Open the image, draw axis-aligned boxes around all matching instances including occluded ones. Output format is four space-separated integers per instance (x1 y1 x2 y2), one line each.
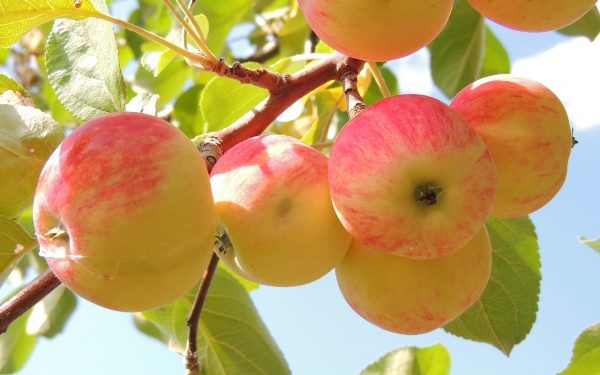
13 4 600 375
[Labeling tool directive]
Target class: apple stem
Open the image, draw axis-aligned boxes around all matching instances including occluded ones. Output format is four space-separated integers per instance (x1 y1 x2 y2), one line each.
0 270 61 335
366 62 392 98
184 252 220 374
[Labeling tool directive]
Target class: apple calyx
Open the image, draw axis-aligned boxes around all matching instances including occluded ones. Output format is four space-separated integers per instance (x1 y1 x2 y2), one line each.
414 183 443 206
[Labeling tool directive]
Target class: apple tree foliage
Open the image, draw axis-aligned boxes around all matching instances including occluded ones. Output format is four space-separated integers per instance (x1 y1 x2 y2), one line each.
0 0 599 374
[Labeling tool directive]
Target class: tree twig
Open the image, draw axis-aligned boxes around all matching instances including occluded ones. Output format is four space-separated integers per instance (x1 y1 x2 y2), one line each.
340 60 366 119
184 252 220 375
0 269 61 334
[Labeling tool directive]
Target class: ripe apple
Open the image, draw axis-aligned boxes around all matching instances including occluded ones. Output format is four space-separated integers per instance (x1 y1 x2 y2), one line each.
33 112 216 312
210 134 351 286
467 0 597 32
328 95 496 259
451 75 572 218
336 226 492 334
297 0 452 62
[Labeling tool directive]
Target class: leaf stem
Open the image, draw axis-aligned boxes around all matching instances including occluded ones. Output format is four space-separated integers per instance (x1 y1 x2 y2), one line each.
173 0 217 62
367 62 391 98
81 11 212 67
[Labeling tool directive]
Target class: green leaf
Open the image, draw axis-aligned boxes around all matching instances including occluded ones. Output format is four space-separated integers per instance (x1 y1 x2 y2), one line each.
429 0 484 98
141 49 176 78
560 323 600 375
444 217 541 356
173 85 205 137
0 104 64 217
200 73 268 132
360 343 450 375
0 0 98 47
558 7 600 41
195 0 254 55
0 75 26 95
277 7 311 57
578 236 600 255
0 216 37 287
301 91 338 145
363 65 398 105
125 92 159 116
25 285 77 338
46 0 127 122
134 58 191 108
479 27 510 78
0 303 36 373
218 263 259 292
136 267 289 375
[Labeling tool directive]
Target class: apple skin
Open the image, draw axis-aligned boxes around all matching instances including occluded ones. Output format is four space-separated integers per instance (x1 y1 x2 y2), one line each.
467 0 597 32
33 112 216 312
328 94 496 259
336 226 492 335
451 75 572 218
210 134 351 286
297 0 452 62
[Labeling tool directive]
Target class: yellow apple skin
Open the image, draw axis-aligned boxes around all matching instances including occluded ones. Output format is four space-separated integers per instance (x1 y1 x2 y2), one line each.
329 95 496 259
468 0 597 32
298 0 452 62
210 134 351 286
33 112 216 312
336 226 492 335
451 75 572 218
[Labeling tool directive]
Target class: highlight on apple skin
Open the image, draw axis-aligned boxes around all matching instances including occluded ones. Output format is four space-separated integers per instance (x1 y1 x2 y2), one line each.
210 134 352 287
328 94 497 259
336 226 492 335
467 0 597 32
33 112 216 312
451 75 572 218
297 0 453 62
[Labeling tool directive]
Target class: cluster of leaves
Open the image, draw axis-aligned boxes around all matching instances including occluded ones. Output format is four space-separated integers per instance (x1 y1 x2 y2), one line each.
0 0 599 374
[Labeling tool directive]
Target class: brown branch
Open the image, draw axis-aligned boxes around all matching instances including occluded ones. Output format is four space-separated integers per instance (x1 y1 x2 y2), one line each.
210 58 289 93
201 53 365 171
184 252 220 375
339 61 366 119
0 269 61 334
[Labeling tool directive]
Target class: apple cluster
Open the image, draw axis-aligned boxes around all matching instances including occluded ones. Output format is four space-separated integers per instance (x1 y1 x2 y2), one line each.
28 0 576 324
207 74 571 335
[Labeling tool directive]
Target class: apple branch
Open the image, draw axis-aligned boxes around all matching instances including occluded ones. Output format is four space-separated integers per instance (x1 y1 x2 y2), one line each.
200 52 364 170
340 62 366 119
0 269 61 334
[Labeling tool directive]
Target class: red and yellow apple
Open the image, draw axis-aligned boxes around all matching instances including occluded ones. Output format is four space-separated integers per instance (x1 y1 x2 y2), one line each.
468 0 597 32
210 134 351 286
297 0 453 62
33 112 216 312
451 75 572 218
329 94 496 259
336 226 492 334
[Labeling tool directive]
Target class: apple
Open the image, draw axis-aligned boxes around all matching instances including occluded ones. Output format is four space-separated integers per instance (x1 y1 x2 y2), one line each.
297 0 453 62
210 134 351 286
328 94 496 259
467 0 597 32
336 226 492 334
33 112 216 312
451 75 572 218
